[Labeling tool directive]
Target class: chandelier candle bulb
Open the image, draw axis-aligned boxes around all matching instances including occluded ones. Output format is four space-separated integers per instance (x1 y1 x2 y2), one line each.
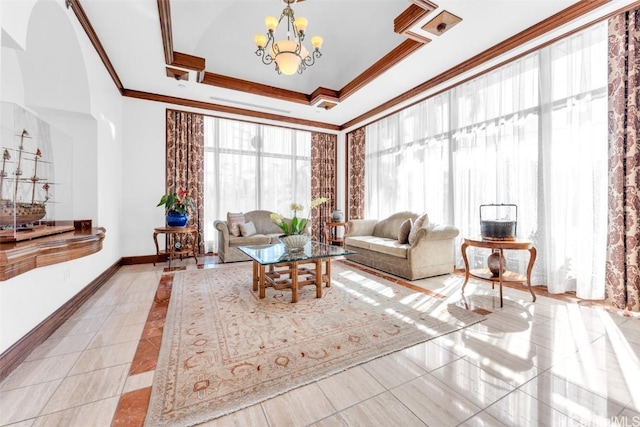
311 36 323 50
294 17 308 33
254 34 267 49
265 16 278 31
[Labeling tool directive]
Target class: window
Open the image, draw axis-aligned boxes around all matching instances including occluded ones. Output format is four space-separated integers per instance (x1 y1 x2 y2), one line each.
203 117 311 253
365 22 607 298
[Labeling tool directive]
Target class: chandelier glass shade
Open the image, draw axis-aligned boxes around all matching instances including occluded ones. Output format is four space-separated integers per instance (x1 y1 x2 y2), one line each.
254 0 323 75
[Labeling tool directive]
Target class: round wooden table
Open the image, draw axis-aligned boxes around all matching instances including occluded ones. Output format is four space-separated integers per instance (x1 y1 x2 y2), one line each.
461 237 537 307
323 221 350 246
153 226 198 268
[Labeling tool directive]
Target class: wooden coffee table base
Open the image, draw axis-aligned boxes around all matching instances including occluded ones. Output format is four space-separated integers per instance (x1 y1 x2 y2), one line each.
251 258 332 303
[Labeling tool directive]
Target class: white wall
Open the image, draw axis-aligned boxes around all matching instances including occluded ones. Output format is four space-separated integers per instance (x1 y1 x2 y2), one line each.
121 98 167 256
0 0 123 354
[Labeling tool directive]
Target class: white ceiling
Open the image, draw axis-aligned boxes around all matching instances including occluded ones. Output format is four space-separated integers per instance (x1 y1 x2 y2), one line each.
79 0 632 131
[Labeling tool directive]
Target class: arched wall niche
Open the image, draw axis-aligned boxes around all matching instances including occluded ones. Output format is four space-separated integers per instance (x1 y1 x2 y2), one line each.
23 0 90 114
18 0 98 221
0 0 37 51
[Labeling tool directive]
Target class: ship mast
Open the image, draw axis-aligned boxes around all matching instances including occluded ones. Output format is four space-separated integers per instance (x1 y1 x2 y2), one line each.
0 149 10 200
31 148 42 204
13 130 28 203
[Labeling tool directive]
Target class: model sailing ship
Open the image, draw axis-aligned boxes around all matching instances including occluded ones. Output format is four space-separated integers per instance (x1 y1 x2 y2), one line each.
0 129 51 227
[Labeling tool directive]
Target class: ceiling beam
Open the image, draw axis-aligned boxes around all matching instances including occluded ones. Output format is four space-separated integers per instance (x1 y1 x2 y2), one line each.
66 0 124 94
394 1 437 35
338 39 423 102
310 87 340 105
122 89 340 131
171 52 206 72
201 73 310 104
157 0 173 65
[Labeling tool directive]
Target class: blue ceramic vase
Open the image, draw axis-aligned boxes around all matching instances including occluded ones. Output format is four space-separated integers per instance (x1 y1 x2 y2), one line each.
166 210 188 227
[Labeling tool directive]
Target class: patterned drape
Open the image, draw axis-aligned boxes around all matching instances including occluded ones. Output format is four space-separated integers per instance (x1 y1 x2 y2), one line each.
166 110 205 254
347 127 366 220
310 132 337 243
606 8 640 312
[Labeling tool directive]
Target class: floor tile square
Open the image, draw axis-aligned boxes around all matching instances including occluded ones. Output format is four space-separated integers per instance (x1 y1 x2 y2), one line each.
390 373 481 425
41 364 129 414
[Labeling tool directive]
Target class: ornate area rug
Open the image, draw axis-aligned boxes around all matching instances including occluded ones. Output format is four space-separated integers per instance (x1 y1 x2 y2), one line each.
145 262 485 426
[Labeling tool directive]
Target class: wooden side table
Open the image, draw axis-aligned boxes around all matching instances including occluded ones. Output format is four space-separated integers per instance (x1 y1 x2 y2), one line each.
324 221 349 246
153 226 198 268
461 237 536 307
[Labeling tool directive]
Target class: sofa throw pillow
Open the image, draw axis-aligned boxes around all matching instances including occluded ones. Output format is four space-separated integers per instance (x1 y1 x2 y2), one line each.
239 221 257 237
227 212 245 237
408 213 428 246
398 218 413 244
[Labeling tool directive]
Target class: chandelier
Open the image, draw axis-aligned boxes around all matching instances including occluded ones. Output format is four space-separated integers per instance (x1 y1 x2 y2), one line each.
254 0 323 75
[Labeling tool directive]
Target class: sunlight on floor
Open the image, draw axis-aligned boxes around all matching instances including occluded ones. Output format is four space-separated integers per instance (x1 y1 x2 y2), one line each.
1 259 637 427
331 279 380 307
338 269 396 297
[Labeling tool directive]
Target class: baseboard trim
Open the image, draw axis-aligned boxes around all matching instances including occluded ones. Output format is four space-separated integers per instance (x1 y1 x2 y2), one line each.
121 254 166 265
121 252 216 265
0 259 122 381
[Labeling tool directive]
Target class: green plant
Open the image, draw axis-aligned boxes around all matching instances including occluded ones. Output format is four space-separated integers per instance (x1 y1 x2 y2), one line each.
157 188 194 214
270 197 328 235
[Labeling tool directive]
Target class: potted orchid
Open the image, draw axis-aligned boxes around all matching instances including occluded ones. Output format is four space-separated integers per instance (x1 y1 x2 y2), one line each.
271 197 328 251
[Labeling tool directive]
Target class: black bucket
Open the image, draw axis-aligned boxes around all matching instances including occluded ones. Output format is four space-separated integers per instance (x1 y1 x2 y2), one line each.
480 204 517 240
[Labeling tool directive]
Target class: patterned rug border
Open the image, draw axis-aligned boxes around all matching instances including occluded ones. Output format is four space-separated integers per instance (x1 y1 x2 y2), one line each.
145 262 485 426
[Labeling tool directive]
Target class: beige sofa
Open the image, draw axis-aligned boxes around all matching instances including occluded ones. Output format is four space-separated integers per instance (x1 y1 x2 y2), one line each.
214 210 285 263
344 211 459 280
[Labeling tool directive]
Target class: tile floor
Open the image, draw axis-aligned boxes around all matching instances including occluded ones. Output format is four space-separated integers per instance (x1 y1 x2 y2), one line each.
1 256 638 426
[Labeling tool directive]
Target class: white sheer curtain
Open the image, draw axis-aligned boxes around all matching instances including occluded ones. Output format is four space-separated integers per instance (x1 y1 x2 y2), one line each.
364 23 607 298
366 93 452 225
537 25 608 298
203 117 311 253
451 55 541 282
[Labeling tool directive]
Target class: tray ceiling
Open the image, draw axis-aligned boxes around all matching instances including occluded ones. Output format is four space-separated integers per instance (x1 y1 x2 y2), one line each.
75 0 632 130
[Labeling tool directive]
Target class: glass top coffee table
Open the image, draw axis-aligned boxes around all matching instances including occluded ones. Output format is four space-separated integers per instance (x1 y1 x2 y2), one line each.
238 241 355 303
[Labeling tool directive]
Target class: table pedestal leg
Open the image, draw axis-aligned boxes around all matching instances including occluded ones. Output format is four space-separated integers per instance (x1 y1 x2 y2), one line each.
326 260 332 287
461 242 470 295
498 248 504 308
315 259 322 298
291 262 299 303
527 247 537 302
252 261 259 292
153 232 160 266
167 234 173 269
259 264 266 299
190 230 198 265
